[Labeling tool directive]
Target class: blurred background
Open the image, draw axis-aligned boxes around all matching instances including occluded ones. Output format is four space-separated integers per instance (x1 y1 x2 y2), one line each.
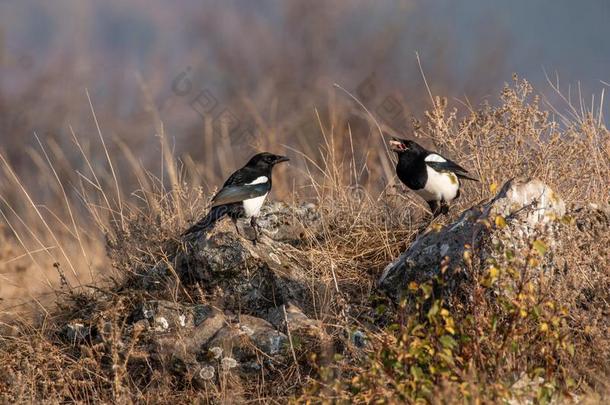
1 0 609 185
0 0 609 309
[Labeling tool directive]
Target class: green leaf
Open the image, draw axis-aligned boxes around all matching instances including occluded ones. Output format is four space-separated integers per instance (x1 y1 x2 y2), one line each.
410 365 424 380
533 239 548 256
387 323 401 332
439 335 457 349
421 283 433 299
438 351 455 366
427 301 440 318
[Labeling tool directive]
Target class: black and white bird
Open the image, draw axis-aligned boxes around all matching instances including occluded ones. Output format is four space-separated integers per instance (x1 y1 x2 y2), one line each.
182 152 289 239
389 138 478 217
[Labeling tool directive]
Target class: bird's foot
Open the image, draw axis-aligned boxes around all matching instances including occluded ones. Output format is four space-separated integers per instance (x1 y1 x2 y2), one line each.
427 200 441 219
440 201 450 216
250 217 259 245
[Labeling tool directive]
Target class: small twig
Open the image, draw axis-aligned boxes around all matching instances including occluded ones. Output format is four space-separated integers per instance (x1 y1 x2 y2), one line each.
282 304 302 385
332 82 394 164
329 261 340 294
415 51 435 107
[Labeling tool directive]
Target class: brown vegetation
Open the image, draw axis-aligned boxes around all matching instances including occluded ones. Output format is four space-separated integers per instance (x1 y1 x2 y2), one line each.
0 77 609 403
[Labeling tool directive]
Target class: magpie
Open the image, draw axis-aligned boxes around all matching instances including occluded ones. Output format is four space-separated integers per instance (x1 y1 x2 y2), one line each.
182 152 289 239
389 137 478 217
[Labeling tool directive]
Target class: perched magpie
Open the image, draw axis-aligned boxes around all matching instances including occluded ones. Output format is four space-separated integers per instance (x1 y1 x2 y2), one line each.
389 138 478 217
182 152 289 239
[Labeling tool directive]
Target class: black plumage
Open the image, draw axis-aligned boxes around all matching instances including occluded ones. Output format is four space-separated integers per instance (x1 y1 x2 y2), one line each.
389 138 478 217
182 152 289 238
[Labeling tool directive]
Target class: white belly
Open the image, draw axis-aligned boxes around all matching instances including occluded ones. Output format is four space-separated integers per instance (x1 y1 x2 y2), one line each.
243 193 267 217
414 166 459 202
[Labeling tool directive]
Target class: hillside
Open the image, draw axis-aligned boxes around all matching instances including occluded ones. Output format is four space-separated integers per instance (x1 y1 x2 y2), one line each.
0 79 609 403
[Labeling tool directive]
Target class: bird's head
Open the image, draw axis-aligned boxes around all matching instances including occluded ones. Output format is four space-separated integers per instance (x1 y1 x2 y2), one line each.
389 138 421 154
247 152 290 169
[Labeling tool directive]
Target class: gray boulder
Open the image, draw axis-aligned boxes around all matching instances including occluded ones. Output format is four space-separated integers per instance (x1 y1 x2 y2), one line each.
379 178 567 297
132 201 327 384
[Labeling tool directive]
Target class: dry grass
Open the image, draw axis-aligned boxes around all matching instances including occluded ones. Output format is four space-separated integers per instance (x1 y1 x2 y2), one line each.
0 77 608 403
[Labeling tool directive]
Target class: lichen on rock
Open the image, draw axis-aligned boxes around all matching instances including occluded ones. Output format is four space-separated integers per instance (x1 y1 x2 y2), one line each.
379 178 568 298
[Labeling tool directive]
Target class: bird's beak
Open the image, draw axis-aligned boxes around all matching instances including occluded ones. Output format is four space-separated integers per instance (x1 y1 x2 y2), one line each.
275 155 290 164
389 139 406 152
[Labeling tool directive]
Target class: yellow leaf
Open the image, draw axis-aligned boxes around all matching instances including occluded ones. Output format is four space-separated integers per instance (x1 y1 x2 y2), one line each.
490 182 498 193
495 215 507 228
488 266 499 280
432 223 443 232
445 317 456 334
463 250 472 263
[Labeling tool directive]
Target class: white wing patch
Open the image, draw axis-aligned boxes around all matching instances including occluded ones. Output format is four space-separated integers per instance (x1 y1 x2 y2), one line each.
243 193 268 217
246 176 268 185
424 153 447 163
243 176 269 217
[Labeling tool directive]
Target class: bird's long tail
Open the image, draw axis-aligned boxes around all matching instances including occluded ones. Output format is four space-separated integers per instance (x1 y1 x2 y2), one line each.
457 172 480 182
182 206 227 237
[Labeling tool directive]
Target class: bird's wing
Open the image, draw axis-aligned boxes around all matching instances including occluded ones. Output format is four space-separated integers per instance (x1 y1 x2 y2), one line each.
425 153 479 181
210 183 269 207
221 166 265 187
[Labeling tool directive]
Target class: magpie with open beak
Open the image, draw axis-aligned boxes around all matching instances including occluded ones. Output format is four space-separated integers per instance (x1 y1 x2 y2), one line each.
182 152 289 240
389 138 478 217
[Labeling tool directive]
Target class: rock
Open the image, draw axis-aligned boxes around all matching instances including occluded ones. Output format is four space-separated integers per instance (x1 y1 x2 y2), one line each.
191 305 226 341
146 301 227 370
379 178 567 298
184 232 312 315
241 315 287 356
254 201 321 244
129 300 226 336
267 304 330 363
495 179 565 226
149 310 290 383
142 229 316 319
61 322 91 344
52 201 328 397
141 202 320 292
351 330 368 348
133 300 190 332
267 304 322 335
207 315 288 359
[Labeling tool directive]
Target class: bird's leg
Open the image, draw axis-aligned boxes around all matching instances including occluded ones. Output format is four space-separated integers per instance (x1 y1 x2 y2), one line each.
250 216 259 244
427 200 441 218
440 200 450 216
232 217 241 236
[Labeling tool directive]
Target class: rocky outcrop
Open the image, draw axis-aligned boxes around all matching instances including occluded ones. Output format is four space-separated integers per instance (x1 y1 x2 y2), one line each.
44 178 610 403
63 202 329 389
379 178 567 298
